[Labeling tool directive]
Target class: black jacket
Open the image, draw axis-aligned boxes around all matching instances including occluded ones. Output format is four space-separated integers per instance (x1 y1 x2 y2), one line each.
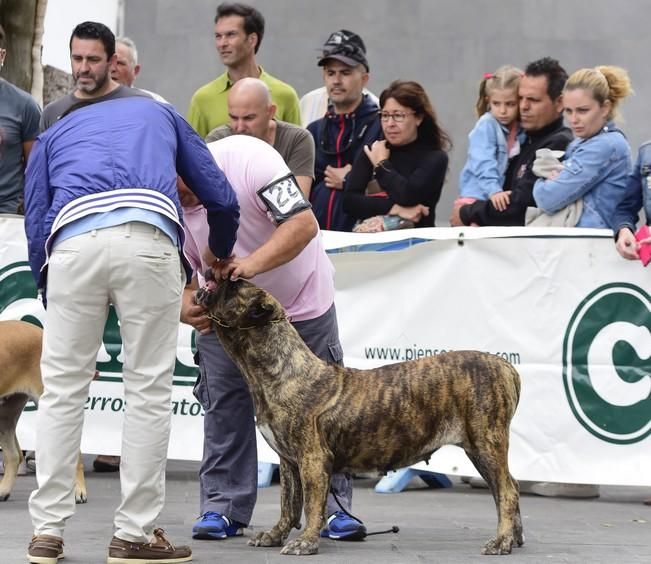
343 139 448 227
460 117 573 226
308 94 382 231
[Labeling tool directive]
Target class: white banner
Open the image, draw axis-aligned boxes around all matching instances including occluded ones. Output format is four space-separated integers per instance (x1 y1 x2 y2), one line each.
3 215 649 486
1 215 204 461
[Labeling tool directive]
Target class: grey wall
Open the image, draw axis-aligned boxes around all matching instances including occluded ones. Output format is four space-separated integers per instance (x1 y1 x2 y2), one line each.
125 0 651 225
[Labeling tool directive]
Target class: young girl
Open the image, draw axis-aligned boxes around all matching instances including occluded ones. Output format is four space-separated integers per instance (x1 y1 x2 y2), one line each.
457 66 525 213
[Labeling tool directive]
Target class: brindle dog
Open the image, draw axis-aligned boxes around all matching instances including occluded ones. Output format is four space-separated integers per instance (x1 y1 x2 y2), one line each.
0 320 87 503
195 278 524 556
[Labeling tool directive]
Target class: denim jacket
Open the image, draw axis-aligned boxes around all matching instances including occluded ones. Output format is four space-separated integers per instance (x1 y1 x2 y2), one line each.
533 122 632 228
611 141 651 234
459 112 526 199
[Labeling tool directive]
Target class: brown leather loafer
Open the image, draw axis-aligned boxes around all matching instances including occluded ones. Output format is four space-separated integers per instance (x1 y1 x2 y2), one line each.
27 534 64 564
93 455 121 472
107 528 191 563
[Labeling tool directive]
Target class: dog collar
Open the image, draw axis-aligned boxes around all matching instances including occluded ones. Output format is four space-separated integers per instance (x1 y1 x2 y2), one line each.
203 311 289 330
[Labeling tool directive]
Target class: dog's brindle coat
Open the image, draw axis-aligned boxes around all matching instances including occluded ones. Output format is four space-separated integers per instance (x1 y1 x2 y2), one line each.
0 320 87 503
196 279 524 556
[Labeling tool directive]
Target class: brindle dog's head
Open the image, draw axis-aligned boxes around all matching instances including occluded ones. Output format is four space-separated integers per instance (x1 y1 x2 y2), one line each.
195 276 285 329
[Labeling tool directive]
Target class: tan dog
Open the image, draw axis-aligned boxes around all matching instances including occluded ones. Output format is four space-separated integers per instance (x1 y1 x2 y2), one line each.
195 279 524 556
0 320 87 503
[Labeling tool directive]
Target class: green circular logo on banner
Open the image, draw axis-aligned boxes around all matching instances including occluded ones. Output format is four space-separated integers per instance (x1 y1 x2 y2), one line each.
563 283 651 444
0 261 42 324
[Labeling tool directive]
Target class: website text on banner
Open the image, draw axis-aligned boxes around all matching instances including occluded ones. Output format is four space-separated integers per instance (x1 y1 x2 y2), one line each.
2 215 649 487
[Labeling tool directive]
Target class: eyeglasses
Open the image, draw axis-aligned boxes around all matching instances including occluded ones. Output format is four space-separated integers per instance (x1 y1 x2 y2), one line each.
378 111 416 123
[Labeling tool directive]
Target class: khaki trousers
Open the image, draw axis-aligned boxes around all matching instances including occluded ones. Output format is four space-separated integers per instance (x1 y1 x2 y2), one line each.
29 222 184 542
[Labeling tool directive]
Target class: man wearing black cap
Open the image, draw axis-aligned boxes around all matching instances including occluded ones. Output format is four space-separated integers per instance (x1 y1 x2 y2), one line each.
307 30 382 232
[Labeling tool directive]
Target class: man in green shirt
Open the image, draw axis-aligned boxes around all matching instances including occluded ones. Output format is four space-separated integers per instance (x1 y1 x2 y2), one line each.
187 2 300 138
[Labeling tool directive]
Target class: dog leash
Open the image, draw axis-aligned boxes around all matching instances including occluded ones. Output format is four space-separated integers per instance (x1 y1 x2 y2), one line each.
329 485 400 537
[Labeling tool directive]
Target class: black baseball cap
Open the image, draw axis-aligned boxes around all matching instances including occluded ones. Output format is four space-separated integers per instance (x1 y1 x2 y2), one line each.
317 29 369 72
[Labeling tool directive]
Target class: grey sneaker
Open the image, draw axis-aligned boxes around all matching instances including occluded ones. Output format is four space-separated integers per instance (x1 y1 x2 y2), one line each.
26 534 64 564
25 451 36 473
107 528 192 563
529 482 600 498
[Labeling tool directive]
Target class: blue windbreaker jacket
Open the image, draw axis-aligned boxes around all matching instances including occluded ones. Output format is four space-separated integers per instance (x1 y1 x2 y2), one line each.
24 96 239 290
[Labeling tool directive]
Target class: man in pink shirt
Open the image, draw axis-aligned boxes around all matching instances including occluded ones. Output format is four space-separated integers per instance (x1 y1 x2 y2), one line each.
179 135 366 542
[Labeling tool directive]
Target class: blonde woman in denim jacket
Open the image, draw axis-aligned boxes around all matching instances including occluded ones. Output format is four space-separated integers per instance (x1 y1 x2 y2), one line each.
533 66 633 227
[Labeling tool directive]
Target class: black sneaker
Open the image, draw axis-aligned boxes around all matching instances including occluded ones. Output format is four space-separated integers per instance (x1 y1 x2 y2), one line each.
93 455 121 472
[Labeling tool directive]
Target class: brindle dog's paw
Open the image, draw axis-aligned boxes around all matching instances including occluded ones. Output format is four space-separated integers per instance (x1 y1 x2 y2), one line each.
481 535 514 555
248 530 284 547
280 536 319 555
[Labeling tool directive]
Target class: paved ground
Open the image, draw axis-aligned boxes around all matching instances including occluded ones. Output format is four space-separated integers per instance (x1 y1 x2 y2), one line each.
3 458 650 564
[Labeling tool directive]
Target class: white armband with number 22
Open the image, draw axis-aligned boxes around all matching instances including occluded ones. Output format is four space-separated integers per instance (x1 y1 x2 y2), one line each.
257 173 312 224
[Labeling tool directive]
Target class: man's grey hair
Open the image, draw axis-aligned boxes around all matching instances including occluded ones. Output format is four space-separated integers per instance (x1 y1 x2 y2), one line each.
116 36 138 65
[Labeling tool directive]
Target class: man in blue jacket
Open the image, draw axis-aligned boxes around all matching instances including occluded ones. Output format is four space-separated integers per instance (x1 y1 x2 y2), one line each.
612 142 651 507
307 30 382 232
613 141 651 263
24 21 239 564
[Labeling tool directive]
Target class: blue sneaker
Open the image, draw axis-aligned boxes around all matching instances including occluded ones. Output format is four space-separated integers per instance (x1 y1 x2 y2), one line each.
192 511 245 540
320 511 367 541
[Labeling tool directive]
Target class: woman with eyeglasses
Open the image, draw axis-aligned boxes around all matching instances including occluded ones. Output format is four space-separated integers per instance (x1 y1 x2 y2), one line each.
343 80 451 230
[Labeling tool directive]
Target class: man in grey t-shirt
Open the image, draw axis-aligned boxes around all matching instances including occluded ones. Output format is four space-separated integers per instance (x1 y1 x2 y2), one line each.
205 77 314 198
41 83 150 131
0 23 42 213
40 25 150 132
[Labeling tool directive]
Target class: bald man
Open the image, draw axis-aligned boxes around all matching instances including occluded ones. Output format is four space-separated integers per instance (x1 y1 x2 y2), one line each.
206 77 315 198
